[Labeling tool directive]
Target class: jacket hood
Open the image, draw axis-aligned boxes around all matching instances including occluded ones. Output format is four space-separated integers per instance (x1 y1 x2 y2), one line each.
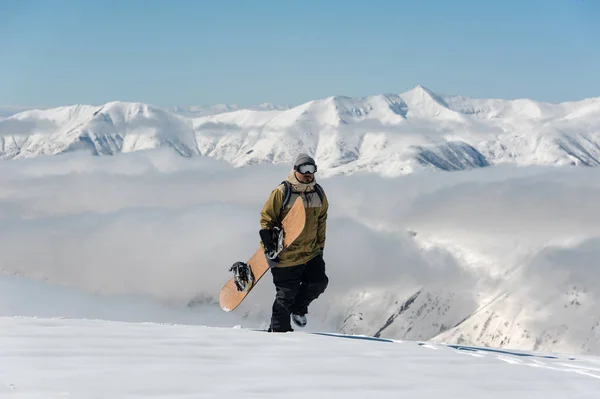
286 169 317 193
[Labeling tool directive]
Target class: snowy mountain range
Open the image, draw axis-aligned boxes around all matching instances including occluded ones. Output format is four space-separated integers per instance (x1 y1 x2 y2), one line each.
2 85 600 175
339 279 600 356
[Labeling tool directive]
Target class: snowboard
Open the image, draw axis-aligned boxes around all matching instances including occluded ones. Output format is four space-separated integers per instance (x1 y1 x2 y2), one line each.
219 196 306 312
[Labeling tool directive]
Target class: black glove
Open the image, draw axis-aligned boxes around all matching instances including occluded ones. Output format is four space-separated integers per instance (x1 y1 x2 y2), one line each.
259 222 283 261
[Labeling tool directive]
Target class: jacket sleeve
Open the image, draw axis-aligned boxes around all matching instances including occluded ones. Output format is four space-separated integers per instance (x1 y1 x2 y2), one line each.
317 193 328 252
260 187 284 229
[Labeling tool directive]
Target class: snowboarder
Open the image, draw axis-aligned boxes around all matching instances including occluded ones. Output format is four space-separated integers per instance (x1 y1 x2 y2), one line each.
260 153 329 332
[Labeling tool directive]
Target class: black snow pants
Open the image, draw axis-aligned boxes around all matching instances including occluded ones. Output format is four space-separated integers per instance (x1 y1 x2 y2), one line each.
269 254 328 332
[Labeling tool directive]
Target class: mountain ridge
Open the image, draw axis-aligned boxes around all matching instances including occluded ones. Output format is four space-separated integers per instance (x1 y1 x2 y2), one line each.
2 86 600 175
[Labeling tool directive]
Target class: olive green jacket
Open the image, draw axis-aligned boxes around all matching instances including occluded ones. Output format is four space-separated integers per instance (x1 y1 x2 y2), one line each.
260 170 328 267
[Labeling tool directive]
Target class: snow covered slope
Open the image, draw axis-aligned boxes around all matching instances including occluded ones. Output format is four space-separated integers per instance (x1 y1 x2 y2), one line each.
1 317 599 398
2 86 600 175
0 102 199 159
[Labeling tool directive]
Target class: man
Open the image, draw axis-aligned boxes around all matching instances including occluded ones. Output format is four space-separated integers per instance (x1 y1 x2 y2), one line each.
259 153 329 332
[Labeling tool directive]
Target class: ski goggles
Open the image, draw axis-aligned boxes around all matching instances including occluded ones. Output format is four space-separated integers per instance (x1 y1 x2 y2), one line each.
296 163 317 174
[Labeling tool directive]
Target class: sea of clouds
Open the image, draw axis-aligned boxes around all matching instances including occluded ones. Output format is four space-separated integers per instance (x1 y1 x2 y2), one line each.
1 150 598 334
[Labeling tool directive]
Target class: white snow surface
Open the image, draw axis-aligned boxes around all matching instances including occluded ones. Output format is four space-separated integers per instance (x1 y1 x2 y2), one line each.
2 86 600 175
1 317 599 398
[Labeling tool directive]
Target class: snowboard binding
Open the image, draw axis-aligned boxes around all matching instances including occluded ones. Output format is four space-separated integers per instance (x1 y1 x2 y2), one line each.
229 261 255 292
259 223 285 260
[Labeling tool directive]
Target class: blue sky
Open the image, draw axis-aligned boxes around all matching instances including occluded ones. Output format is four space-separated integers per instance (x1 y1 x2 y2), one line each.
1 0 599 107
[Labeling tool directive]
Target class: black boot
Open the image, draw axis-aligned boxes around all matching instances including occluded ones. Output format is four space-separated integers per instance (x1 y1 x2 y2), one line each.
267 326 294 333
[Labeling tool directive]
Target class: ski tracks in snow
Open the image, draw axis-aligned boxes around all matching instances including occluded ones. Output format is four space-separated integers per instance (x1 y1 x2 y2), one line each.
412 340 600 380
307 331 600 380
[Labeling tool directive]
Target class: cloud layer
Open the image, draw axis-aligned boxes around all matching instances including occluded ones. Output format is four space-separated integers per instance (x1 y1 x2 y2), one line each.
0 150 599 346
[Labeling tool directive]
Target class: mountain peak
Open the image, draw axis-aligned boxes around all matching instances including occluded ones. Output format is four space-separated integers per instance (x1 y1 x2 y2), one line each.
402 85 443 102
414 84 434 93
399 85 456 119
